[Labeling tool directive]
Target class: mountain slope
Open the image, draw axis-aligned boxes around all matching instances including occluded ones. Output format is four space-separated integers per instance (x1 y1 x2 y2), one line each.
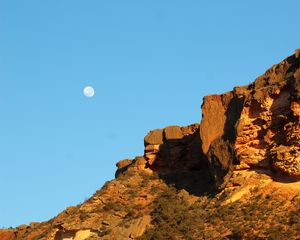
1 49 300 240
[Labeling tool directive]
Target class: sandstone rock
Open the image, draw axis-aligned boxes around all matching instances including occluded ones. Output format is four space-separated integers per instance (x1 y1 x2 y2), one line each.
272 145 300 177
144 153 157 165
54 229 98 240
164 125 184 140
16 224 27 231
144 144 160 152
116 159 132 169
110 215 151 239
115 159 133 178
200 92 236 154
200 94 225 154
128 215 151 238
134 156 147 166
181 123 200 136
143 124 207 174
16 224 28 237
144 129 163 146
0 230 16 240
200 50 300 185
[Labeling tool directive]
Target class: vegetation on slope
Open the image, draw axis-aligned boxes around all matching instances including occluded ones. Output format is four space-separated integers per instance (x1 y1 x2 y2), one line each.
139 184 300 240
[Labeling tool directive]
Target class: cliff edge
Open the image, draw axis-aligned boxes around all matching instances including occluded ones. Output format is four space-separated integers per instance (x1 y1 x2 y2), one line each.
1 50 300 240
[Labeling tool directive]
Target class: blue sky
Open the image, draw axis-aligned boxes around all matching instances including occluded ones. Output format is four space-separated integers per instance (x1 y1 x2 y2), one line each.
0 0 299 227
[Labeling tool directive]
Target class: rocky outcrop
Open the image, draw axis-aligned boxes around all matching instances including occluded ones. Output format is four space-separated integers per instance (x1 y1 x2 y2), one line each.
135 48 300 187
143 124 206 172
3 50 300 240
116 124 207 176
54 230 98 240
116 124 211 195
200 49 300 186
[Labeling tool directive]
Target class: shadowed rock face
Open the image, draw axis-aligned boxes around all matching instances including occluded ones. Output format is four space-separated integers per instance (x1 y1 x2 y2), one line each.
144 124 206 172
117 124 212 195
200 49 300 186
116 124 207 176
119 50 300 189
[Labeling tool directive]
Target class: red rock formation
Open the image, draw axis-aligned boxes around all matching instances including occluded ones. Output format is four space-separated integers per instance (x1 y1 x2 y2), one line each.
116 124 211 195
120 50 300 188
200 49 300 186
3 49 300 240
116 124 206 175
0 230 16 240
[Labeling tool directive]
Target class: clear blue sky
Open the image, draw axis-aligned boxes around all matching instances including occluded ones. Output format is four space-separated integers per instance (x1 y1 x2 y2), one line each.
0 1 299 227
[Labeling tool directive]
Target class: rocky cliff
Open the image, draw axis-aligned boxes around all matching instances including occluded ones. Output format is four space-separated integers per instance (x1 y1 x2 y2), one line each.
1 50 300 240
201 49 300 187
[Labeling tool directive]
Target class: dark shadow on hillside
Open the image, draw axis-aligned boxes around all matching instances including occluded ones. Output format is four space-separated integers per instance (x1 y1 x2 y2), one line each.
158 169 215 196
148 129 215 196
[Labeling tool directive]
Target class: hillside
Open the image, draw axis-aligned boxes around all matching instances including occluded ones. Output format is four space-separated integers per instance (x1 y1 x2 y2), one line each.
1 49 300 240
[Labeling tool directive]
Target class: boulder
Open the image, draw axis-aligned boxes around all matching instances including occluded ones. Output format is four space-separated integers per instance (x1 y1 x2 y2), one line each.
144 144 160 153
144 129 163 146
110 215 151 239
115 159 133 177
116 159 132 170
164 125 184 140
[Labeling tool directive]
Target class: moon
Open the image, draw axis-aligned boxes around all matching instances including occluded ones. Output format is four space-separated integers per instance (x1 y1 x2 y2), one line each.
83 86 95 98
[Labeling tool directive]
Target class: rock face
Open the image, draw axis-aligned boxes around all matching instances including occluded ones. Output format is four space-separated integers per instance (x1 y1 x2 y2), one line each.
200 49 300 186
116 124 206 176
143 124 206 172
0 230 16 240
116 123 211 195
2 50 300 239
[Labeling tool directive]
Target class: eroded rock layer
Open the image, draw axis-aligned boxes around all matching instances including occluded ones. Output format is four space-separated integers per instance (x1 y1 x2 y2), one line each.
200 49 300 185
